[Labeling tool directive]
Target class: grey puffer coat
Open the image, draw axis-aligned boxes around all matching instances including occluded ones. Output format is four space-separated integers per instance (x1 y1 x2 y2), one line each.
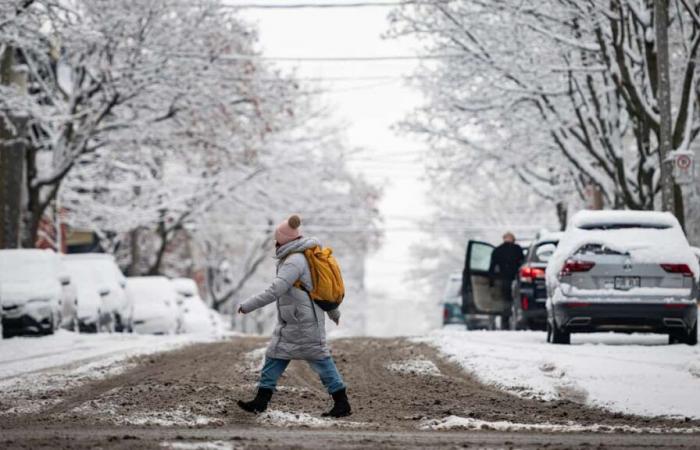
239 237 339 361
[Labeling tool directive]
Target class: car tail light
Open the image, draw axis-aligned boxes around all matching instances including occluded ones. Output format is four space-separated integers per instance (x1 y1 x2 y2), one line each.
443 307 449 321
521 295 529 311
660 264 694 278
519 266 546 283
560 260 595 276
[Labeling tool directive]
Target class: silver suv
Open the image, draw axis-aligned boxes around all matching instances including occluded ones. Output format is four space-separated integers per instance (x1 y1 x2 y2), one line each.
546 210 698 345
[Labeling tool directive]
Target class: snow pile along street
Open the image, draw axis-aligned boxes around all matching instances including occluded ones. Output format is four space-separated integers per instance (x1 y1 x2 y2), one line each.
420 415 700 434
0 330 228 415
420 329 700 419
0 330 224 380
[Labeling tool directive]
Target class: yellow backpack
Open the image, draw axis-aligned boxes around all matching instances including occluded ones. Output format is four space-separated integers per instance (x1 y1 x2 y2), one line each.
294 246 345 311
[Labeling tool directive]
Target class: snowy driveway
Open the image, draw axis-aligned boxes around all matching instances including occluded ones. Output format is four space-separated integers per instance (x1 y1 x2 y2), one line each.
422 329 700 419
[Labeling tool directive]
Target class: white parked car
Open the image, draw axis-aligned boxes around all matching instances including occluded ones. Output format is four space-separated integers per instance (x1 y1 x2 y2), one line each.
63 254 133 332
127 276 180 335
171 278 218 334
61 256 112 332
0 249 66 337
546 210 698 345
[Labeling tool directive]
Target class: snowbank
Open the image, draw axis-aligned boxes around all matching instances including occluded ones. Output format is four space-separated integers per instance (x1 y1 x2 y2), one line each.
0 330 222 380
421 415 700 434
420 329 700 419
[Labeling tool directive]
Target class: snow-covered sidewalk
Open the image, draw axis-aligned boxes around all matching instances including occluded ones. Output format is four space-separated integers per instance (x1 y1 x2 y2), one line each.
420 329 700 419
0 330 223 380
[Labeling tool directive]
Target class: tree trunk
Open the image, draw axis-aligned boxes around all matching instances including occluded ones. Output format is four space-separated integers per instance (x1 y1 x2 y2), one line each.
129 228 141 275
555 202 568 231
147 221 170 275
655 0 679 216
0 47 27 249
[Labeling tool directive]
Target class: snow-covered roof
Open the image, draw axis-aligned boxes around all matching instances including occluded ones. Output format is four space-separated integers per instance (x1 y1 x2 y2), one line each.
570 210 678 230
171 278 198 295
127 276 177 302
536 231 564 243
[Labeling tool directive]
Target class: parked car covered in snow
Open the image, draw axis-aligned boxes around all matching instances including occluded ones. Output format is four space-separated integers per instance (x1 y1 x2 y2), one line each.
511 232 563 331
61 256 112 332
545 210 698 345
0 249 66 337
172 278 218 334
127 276 180 335
63 254 133 332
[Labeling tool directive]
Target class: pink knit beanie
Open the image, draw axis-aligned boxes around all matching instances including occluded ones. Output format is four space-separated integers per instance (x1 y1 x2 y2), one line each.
275 215 302 246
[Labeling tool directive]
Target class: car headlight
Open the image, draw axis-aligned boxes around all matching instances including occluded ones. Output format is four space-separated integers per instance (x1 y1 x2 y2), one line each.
27 297 52 304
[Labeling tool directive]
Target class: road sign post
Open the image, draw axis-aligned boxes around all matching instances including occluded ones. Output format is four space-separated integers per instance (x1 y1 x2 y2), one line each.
672 151 695 185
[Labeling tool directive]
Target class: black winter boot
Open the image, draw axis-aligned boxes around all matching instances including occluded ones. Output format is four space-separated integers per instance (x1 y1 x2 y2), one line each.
322 388 352 418
237 388 273 414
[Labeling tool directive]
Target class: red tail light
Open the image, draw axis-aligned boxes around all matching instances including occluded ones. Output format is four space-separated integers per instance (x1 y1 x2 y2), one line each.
560 260 595 276
519 266 546 283
660 264 694 278
443 307 449 321
521 295 529 311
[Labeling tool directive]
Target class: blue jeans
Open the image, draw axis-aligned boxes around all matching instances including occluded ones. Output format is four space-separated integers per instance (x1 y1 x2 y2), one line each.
259 356 346 394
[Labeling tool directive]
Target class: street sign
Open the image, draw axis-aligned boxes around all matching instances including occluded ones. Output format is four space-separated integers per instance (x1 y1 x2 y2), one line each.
673 151 695 185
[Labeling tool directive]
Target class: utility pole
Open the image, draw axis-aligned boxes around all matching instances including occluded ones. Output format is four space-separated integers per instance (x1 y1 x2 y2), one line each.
654 0 678 217
0 46 27 249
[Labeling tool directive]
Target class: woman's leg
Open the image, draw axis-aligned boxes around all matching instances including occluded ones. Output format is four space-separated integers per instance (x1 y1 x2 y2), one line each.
307 357 351 417
259 357 291 391
307 357 345 394
238 357 290 414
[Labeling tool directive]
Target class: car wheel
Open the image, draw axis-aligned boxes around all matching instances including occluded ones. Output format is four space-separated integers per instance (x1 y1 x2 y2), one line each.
685 322 697 346
669 332 685 345
551 323 570 345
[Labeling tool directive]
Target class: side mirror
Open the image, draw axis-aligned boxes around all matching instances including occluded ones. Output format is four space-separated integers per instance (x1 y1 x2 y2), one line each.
59 275 71 286
99 287 111 297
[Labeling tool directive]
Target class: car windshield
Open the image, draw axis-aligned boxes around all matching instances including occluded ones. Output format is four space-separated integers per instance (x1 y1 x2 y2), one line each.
578 223 671 230
0 252 57 282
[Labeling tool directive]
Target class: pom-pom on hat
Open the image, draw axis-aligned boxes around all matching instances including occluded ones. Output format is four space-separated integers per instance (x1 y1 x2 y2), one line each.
275 214 302 246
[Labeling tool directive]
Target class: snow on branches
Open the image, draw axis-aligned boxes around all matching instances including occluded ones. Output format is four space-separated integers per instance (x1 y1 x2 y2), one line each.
390 0 700 213
1 0 382 314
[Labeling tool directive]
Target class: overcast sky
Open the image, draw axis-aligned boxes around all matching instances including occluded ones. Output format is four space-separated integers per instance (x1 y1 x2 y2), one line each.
240 1 437 334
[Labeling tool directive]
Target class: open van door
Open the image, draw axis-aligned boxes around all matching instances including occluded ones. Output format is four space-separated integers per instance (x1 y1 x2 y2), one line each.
462 240 510 315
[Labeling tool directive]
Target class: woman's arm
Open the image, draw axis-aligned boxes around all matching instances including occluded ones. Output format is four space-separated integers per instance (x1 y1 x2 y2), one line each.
238 255 304 314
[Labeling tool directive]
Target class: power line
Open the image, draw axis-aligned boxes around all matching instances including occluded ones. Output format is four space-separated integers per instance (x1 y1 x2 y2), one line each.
190 1 420 9
170 52 463 62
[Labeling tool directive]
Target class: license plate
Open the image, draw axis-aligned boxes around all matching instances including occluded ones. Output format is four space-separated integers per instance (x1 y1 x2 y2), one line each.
614 276 640 290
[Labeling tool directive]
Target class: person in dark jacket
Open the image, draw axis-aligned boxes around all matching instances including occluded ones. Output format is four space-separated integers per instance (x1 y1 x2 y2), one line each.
488 232 524 307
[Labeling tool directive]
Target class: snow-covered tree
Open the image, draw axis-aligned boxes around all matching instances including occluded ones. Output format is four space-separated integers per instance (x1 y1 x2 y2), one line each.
390 0 700 219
